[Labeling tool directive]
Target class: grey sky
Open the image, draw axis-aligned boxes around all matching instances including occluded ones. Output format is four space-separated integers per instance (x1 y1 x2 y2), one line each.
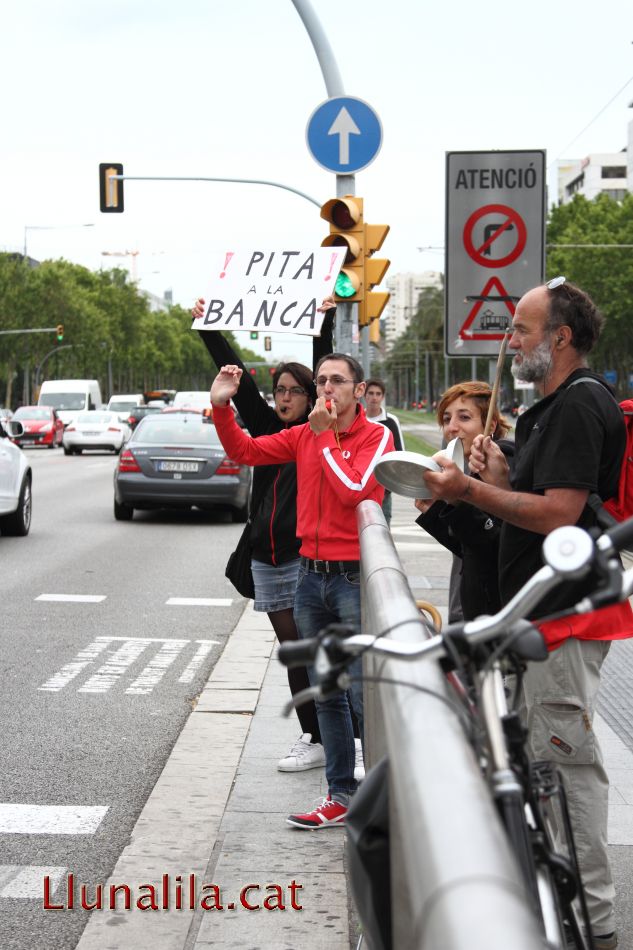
2 0 632 362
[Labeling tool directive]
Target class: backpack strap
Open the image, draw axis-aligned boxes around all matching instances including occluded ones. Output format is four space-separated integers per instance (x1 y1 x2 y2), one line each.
567 376 620 528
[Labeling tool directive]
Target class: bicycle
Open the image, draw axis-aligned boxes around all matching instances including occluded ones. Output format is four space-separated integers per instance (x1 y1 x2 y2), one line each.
278 516 633 950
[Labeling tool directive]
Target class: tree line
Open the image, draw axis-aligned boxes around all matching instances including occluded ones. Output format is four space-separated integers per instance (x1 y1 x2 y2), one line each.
0 258 263 408
382 193 633 405
2 193 632 409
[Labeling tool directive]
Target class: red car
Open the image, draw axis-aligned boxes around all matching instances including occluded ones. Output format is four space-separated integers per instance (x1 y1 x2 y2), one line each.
12 406 64 448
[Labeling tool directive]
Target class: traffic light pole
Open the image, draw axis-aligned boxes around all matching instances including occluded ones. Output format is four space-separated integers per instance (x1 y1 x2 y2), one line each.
291 0 361 362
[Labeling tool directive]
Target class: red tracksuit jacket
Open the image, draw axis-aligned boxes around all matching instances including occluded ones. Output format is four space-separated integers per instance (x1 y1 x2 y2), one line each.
213 402 393 561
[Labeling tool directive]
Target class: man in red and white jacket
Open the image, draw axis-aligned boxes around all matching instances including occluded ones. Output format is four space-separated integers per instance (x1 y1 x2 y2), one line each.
211 353 394 829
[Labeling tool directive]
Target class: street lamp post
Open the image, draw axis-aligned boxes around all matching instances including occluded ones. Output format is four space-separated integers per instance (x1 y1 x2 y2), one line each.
23 223 94 259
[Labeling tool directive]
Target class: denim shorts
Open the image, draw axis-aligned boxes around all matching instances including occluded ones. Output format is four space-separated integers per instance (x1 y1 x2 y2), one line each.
251 557 301 612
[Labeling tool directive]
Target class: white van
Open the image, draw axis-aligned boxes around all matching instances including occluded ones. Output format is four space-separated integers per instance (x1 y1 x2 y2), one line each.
38 379 103 426
106 394 145 422
172 391 212 410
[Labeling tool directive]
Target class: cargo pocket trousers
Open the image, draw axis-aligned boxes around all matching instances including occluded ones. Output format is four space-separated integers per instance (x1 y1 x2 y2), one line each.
521 637 615 935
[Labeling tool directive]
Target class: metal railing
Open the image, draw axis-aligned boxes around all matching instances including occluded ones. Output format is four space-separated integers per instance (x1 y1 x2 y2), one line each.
356 499 543 950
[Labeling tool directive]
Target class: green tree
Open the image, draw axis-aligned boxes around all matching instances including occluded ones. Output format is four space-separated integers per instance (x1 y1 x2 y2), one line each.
546 193 633 395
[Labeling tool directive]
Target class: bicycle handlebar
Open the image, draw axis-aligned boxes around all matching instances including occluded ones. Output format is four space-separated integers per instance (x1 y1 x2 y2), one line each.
278 520 633 676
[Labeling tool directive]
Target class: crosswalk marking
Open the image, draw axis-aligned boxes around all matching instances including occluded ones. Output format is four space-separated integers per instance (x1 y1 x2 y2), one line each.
0 866 66 899
79 639 157 694
125 640 188 695
0 804 108 835
36 594 106 603
39 637 220 695
38 638 113 692
178 641 218 683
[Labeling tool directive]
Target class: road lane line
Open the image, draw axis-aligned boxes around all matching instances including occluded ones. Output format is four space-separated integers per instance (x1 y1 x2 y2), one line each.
0 804 108 834
35 594 106 603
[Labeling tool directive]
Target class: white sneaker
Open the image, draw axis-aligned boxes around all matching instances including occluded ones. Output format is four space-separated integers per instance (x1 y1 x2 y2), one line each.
278 734 326 772
354 738 365 782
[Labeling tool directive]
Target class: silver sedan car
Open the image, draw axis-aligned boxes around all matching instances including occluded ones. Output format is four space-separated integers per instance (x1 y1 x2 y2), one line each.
113 409 251 522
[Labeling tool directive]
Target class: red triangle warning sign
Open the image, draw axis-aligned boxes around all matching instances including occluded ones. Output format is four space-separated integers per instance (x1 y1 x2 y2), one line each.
459 276 516 341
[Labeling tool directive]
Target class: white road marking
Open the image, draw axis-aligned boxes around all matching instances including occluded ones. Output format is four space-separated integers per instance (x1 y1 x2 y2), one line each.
0 865 66 899
35 594 106 603
0 804 108 835
78 639 153 693
40 637 221 695
125 640 188 695
39 638 113 692
165 597 233 606
178 641 219 683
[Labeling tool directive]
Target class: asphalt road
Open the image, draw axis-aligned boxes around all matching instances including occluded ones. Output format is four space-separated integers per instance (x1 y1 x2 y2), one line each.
0 446 248 950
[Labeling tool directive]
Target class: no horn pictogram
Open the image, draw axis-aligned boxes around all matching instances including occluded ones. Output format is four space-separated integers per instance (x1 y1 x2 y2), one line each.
463 204 527 268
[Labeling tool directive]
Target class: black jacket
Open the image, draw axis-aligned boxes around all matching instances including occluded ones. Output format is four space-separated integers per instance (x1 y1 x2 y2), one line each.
416 439 515 620
197 312 334 565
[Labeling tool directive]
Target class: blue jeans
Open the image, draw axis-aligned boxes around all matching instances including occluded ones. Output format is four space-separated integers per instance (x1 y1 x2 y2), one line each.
293 566 363 798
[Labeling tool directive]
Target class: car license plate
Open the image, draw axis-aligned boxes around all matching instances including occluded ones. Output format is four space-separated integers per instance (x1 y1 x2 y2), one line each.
157 460 200 473
83 431 100 436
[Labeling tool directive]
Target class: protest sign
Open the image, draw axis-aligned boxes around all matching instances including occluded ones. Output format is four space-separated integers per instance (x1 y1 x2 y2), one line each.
191 247 346 337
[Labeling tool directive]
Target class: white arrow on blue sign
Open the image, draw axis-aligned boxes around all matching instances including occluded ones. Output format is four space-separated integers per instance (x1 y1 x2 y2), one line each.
306 96 383 174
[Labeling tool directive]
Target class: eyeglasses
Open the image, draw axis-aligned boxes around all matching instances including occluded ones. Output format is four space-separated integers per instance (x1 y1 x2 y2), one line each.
546 276 566 290
273 385 308 397
314 375 355 387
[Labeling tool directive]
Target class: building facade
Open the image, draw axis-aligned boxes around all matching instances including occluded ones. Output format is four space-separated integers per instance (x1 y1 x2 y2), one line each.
558 150 629 204
383 271 442 348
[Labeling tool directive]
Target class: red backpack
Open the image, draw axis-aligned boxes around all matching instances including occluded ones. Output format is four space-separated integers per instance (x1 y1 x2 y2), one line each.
570 379 633 525
604 398 633 522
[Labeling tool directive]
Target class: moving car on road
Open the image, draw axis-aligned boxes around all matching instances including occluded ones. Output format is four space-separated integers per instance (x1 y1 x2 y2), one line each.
12 406 64 448
0 417 32 536
126 405 163 431
62 411 131 455
113 409 251 522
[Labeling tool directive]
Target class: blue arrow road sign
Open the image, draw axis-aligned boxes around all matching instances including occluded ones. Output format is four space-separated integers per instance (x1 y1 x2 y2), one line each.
306 96 383 174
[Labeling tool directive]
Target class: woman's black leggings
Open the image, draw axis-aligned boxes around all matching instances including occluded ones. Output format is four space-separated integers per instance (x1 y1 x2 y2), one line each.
268 607 360 743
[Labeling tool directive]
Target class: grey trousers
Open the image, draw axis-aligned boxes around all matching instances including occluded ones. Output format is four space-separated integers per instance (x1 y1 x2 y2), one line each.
522 637 615 934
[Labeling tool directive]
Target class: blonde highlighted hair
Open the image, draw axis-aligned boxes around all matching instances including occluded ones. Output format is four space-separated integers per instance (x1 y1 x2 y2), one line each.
436 381 511 439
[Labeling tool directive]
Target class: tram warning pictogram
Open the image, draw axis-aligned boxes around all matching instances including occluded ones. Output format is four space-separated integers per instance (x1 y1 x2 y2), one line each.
459 276 516 341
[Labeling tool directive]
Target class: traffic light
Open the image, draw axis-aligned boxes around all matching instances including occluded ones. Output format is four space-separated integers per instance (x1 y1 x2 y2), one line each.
320 196 364 302
56 324 64 343
99 163 124 213
264 336 271 352
249 368 257 376
369 317 381 346
359 222 390 328
250 331 259 340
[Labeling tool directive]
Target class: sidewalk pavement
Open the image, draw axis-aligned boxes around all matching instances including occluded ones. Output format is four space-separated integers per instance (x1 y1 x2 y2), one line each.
75 494 633 950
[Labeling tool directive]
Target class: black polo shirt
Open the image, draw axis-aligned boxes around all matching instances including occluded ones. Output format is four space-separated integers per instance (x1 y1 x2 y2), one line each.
499 368 624 617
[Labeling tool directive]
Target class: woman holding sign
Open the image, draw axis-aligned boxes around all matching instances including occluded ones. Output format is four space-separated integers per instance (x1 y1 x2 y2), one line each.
191 297 363 774
415 381 513 620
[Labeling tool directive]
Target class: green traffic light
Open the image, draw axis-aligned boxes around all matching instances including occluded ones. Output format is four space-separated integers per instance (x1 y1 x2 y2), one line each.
334 272 356 298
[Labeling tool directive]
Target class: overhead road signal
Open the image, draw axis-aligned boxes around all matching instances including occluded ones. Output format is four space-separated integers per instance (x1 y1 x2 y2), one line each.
320 196 364 302
56 324 64 343
99 163 124 213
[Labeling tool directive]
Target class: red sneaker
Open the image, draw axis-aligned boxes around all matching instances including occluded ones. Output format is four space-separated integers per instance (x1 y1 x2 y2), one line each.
287 795 347 830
